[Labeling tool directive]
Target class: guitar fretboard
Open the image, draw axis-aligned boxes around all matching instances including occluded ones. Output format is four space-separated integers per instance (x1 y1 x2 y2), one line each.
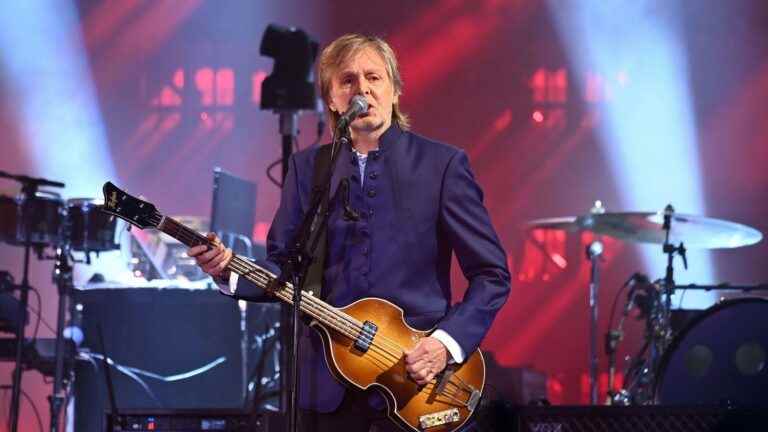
151 213 365 342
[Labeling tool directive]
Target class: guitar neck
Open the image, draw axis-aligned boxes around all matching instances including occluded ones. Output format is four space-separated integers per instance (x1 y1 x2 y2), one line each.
155 216 361 334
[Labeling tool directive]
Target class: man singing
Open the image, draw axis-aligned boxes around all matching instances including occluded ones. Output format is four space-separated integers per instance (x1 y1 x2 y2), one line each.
189 33 510 431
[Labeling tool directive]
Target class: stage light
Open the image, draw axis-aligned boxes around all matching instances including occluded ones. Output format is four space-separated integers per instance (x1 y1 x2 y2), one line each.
549 0 714 308
259 23 319 111
0 1 116 197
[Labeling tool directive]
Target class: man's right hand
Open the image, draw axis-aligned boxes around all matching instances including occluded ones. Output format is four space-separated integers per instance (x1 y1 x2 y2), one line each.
188 232 233 280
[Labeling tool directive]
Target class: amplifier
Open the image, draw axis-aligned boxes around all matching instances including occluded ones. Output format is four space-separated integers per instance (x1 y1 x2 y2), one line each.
107 409 284 432
475 403 767 432
73 288 281 432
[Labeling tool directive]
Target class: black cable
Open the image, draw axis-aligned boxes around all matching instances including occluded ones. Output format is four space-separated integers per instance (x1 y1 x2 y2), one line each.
607 273 641 338
26 296 56 337
265 113 326 189
21 389 43 432
266 135 300 188
28 286 42 341
677 287 688 309
266 158 283 188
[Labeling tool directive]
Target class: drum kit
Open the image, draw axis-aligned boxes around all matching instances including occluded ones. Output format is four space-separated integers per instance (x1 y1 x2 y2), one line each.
0 170 119 432
528 202 768 408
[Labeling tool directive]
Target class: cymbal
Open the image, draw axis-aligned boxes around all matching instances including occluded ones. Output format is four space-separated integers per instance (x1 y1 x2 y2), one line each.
527 212 763 249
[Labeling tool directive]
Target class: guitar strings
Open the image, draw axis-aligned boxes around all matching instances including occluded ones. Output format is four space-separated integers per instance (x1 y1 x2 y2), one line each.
165 215 421 363
157 216 399 368
160 216 471 400
158 215 475 400
197 239 470 399
228 257 472 401
225 251 471 400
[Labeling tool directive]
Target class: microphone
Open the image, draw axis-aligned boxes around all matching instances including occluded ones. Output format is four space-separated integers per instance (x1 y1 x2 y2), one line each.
336 95 368 129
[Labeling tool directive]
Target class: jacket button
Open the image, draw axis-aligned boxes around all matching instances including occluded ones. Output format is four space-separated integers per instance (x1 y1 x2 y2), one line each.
367 189 376 198
369 172 378 180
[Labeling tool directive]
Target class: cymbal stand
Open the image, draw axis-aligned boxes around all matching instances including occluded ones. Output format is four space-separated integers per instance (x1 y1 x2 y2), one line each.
656 205 685 363
586 200 605 405
586 240 603 405
640 204 686 401
48 245 73 432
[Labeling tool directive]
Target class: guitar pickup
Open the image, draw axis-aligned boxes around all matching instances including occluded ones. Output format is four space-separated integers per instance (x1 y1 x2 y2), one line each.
354 320 377 353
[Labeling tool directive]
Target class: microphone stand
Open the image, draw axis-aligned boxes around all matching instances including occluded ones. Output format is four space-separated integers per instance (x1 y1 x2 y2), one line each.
277 110 297 423
278 111 348 432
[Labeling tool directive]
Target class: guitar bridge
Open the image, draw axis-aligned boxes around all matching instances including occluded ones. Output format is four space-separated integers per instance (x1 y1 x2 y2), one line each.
418 408 460 429
354 320 377 353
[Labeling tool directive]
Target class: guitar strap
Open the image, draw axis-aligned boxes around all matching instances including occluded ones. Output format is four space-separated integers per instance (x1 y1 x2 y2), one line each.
303 144 333 301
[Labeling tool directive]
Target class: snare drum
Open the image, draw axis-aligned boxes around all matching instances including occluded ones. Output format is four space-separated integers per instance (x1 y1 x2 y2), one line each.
654 297 768 407
65 198 119 252
0 193 64 246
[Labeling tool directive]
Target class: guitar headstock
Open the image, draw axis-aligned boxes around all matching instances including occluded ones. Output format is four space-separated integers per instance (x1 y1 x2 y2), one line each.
100 181 161 230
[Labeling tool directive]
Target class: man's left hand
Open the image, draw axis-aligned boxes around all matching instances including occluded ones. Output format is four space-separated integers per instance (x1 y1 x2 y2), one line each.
404 337 448 385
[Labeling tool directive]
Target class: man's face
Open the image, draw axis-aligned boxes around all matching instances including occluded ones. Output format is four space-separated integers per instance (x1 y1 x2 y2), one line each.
327 47 397 135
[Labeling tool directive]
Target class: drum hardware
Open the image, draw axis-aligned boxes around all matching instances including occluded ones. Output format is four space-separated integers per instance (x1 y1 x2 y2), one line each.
611 208 766 406
608 276 665 405
0 170 67 432
527 208 763 249
637 205 688 403
0 172 120 432
585 201 606 405
49 243 75 432
527 203 765 407
64 198 120 263
653 297 768 407
605 272 650 405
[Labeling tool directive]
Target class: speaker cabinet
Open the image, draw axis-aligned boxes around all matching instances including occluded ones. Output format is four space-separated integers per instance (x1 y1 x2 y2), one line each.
73 288 280 432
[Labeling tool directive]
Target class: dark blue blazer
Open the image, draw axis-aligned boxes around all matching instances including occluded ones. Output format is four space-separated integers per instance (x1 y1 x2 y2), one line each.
234 125 510 412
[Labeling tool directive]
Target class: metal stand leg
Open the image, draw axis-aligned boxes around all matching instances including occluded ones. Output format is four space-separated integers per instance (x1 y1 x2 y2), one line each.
587 240 603 405
48 247 73 432
239 300 248 402
9 243 32 432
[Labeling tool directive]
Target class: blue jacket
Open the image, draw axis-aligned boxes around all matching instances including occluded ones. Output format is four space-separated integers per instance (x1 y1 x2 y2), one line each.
235 124 510 412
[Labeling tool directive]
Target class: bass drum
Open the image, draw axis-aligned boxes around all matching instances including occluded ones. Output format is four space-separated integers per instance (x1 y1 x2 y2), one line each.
655 297 768 407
